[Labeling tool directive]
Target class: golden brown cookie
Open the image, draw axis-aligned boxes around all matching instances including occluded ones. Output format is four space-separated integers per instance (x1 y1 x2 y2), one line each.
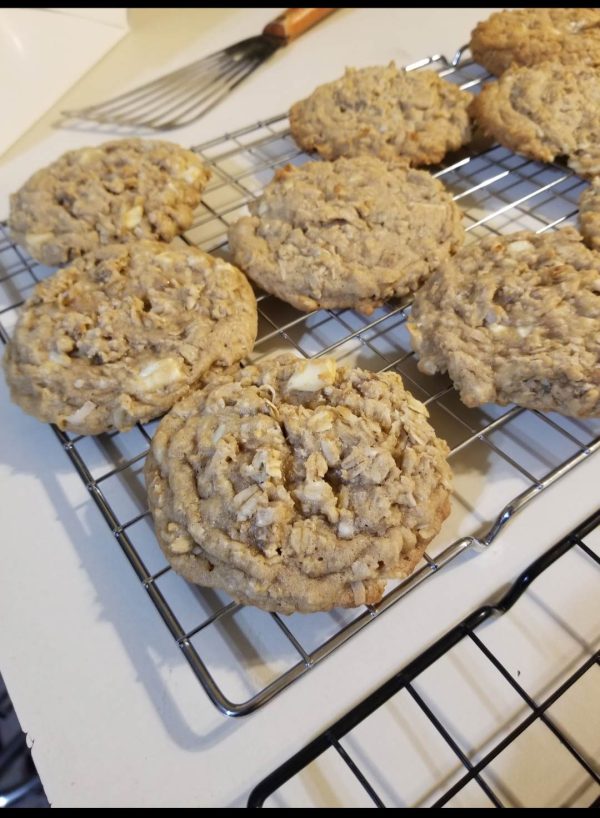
3 241 257 435
408 228 600 417
228 156 464 313
145 355 452 613
9 138 210 266
290 63 472 167
470 62 600 178
470 8 600 76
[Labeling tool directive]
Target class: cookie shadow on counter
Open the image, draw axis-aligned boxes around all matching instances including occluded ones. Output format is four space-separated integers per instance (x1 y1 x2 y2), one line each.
0 401 238 752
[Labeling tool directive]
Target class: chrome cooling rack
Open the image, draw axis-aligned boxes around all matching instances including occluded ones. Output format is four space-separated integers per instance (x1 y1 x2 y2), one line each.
249 509 600 808
1 51 599 717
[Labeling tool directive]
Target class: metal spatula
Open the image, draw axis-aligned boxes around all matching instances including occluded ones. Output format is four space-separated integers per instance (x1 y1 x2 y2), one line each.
62 8 336 131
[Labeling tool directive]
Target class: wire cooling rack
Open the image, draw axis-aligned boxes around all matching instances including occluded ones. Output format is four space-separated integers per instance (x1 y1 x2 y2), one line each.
0 674 47 808
1 50 600 717
248 508 600 808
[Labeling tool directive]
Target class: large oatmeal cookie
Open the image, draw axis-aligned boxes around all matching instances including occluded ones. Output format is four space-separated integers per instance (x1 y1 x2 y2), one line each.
228 156 464 313
9 138 210 266
470 62 600 178
3 241 257 435
145 355 452 613
470 8 600 76
408 228 600 417
289 64 472 167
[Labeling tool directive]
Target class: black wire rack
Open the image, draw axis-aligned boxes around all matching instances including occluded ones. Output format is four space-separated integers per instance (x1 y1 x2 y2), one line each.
248 508 600 808
1 49 599 718
0 674 48 808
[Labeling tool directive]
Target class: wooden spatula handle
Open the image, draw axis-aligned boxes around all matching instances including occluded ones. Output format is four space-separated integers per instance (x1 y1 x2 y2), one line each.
263 8 336 43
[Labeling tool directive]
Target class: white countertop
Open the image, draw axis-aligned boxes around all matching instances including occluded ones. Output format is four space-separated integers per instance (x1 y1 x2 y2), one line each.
1 8 598 808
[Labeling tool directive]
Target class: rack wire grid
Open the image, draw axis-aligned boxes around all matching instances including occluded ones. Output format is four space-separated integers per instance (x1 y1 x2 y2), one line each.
1 49 600 718
0 674 48 808
248 507 600 808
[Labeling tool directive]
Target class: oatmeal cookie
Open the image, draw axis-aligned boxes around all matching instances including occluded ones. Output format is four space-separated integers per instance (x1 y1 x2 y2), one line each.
408 228 600 417
145 354 452 613
580 179 600 251
228 156 464 313
470 8 600 76
289 64 472 167
3 241 257 435
9 138 210 266
470 62 600 178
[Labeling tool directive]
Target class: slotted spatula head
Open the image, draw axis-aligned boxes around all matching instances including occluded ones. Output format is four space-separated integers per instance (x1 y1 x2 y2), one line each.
62 9 336 131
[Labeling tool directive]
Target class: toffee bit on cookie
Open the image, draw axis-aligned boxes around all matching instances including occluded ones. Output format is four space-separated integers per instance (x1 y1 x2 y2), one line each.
286 359 337 393
134 358 186 393
144 353 452 614
408 227 600 418
65 400 96 427
9 138 210 266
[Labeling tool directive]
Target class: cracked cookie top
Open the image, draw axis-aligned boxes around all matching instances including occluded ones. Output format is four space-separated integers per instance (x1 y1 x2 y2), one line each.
145 354 452 613
9 138 210 266
228 156 464 313
408 228 600 417
3 241 257 435
289 64 472 167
